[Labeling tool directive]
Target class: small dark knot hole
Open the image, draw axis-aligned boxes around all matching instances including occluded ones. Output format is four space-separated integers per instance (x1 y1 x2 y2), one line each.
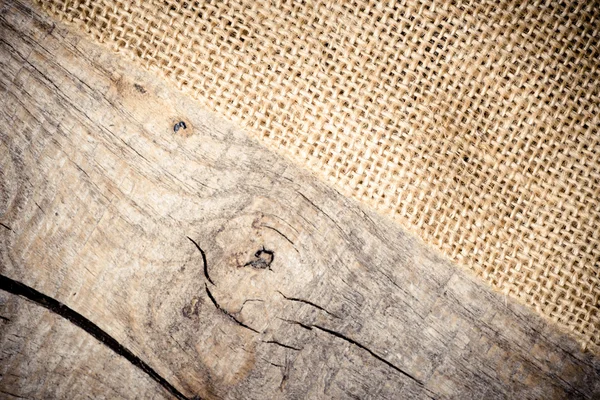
174 121 187 132
244 247 275 270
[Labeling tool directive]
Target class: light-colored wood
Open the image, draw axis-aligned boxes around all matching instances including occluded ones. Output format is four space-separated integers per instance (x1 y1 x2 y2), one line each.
0 1 599 399
0 292 168 399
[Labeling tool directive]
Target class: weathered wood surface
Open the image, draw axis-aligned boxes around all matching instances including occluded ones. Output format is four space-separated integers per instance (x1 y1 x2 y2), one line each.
0 291 168 399
0 1 599 399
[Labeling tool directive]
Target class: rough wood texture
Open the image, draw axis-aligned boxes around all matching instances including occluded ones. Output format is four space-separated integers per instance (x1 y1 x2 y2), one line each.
0 1 599 399
0 291 167 399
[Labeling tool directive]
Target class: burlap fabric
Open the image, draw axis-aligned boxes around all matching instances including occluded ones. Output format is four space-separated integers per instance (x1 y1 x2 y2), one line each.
36 0 600 351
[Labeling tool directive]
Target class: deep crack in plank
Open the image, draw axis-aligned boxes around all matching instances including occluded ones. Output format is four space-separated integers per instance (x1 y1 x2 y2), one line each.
205 284 260 334
310 324 425 387
0 274 193 400
187 236 214 286
278 290 341 319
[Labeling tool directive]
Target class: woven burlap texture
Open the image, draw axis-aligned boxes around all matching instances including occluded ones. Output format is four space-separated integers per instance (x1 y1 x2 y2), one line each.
37 0 600 350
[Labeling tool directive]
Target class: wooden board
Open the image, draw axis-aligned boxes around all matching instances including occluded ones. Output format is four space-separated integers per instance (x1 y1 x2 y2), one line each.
0 291 168 399
0 1 599 398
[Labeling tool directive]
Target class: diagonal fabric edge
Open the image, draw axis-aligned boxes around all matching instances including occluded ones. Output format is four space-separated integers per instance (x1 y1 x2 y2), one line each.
32 0 600 351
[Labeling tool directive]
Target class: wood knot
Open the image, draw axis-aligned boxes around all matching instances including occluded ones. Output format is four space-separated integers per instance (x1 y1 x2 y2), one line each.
182 296 202 319
244 247 274 270
133 83 146 94
172 119 193 137
173 121 187 132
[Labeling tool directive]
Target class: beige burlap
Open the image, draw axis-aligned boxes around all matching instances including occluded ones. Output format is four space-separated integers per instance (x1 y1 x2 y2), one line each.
36 0 600 350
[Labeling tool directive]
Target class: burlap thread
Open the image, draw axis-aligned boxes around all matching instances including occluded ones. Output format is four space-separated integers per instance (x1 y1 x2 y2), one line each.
36 0 600 350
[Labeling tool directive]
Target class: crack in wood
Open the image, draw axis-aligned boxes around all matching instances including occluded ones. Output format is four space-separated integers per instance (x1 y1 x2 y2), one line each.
187 236 214 286
0 222 12 231
281 318 432 393
277 290 341 319
279 360 291 391
0 388 29 399
295 190 336 225
205 284 260 334
267 361 284 368
263 340 302 351
233 298 264 314
259 224 295 246
278 317 313 331
34 202 46 214
0 274 193 400
310 324 425 387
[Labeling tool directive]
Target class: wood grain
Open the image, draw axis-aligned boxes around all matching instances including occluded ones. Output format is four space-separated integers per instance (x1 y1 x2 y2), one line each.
0 290 169 399
0 1 599 398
